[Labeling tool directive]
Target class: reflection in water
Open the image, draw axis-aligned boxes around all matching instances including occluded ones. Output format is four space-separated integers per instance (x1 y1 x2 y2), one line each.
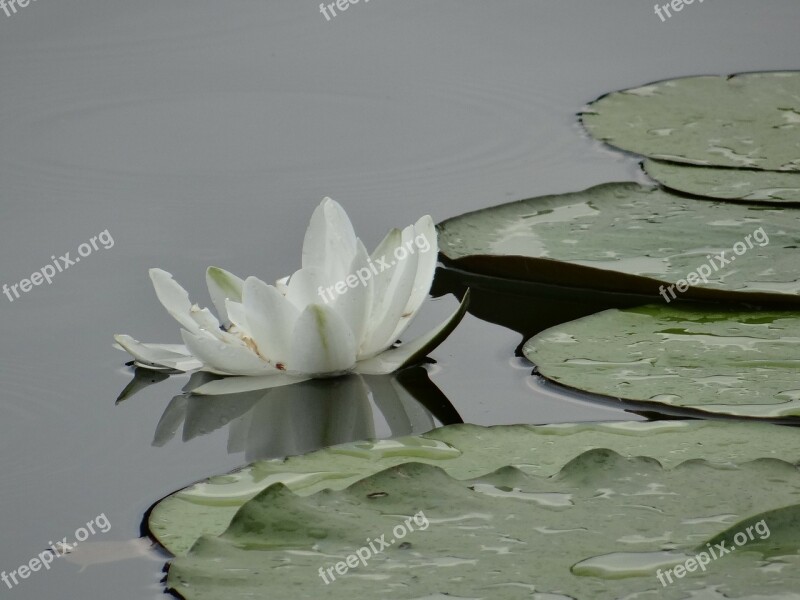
117 366 461 461
116 368 171 404
61 538 162 572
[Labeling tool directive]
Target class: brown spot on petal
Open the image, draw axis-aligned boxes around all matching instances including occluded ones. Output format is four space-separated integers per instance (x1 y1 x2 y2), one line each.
276 362 286 371
242 336 267 361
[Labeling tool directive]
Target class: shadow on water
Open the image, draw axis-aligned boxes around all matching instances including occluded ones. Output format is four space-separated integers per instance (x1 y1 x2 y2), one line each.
431 265 652 346
432 266 800 427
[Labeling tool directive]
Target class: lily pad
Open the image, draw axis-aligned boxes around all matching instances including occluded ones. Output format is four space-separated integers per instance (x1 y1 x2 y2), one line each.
437 182 800 305
523 304 800 419
166 426 800 599
702 504 800 559
581 71 800 171
644 159 800 204
149 420 800 556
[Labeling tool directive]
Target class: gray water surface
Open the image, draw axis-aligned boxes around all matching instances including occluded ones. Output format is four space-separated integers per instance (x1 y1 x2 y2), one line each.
1 1 798 598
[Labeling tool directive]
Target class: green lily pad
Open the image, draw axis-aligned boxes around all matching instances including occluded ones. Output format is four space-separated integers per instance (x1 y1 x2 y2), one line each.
166 424 800 599
582 71 800 171
523 304 800 419
644 159 800 204
701 504 800 559
437 182 800 305
149 420 800 556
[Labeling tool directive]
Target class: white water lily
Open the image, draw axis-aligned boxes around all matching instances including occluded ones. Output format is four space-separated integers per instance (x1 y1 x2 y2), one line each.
115 198 468 395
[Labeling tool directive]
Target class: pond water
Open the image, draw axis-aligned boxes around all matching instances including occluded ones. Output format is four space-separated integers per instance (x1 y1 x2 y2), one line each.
1 1 798 597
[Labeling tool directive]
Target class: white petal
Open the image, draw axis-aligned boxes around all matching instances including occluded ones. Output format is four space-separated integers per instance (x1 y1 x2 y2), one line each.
113 334 202 371
366 227 401 319
206 267 244 325
288 304 357 375
191 374 310 395
242 276 299 364
225 299 249 334
302 197 358 282
284 267 327 310
275 275 290 295
188 306 228 340
390 215 437 340
181 330 277 376
149 269 232 342
112 340 191 355
326 240 372 347
355 290 470 375
360 225 420 357
149 268 202 335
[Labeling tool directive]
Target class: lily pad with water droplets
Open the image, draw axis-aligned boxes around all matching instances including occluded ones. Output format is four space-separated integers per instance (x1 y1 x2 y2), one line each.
523 304 800 419
150 420 800 556
164 422 800 599
437 182 800 305
581 71 800 171
644 159 800 204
